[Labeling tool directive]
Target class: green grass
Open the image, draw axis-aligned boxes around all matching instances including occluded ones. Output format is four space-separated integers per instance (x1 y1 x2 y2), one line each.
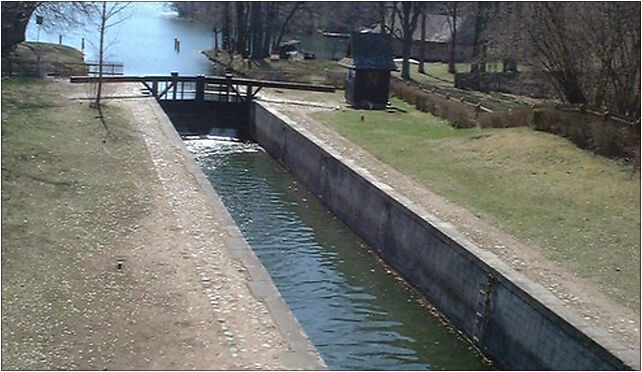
314 98 641 311
392 61 469 86
1 77 156 368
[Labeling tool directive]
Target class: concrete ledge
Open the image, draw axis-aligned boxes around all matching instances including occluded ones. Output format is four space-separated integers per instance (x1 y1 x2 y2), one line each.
149 98 327 370
251 101 639 370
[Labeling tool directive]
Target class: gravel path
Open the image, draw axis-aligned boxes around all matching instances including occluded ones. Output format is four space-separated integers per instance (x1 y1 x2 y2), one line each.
1 81 320 370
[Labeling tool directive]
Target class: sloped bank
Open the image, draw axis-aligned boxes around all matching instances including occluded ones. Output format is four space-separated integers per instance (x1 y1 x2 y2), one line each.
250 102 639 370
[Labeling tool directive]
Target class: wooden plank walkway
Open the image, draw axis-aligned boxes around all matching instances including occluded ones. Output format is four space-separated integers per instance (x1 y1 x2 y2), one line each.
70 72 335 104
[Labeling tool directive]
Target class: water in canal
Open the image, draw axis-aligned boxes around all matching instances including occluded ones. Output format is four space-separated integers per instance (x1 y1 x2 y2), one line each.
185 135 491 370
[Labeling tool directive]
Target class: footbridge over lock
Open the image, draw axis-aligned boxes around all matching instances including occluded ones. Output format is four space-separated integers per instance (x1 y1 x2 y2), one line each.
70 72 335 137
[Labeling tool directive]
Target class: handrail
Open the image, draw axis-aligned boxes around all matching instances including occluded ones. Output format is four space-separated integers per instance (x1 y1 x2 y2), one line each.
70 74 335 93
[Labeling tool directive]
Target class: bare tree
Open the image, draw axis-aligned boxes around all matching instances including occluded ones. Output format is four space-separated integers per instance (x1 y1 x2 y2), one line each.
397 2 421 80
443 2 458 73
222 2 230 51
274 2 305 52
470 1 490 74
235 2 248 57
83 1 130 107
484 2 640 119
249 2 264 59
417 6 426 74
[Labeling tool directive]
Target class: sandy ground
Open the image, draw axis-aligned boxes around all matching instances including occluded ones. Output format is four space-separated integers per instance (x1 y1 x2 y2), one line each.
103 83 319 369
1 81 320 370
256 88 641 352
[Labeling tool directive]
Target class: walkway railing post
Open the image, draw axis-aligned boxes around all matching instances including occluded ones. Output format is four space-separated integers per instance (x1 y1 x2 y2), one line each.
225 73 232 103
171 71 178 100
196 75 205 105
152 80 158 99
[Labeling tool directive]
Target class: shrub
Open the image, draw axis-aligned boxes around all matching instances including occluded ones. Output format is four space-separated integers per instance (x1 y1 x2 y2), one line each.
478 107 533 128
531 108 640 163
391 79 476 128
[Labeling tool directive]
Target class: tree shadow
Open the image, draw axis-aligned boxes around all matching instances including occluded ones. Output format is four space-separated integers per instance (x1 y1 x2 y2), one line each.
91 102 115 140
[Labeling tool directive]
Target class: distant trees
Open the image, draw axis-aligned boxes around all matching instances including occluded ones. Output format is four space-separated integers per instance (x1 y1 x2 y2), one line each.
174 1 307 60
173 1 640 118
485 2 640 119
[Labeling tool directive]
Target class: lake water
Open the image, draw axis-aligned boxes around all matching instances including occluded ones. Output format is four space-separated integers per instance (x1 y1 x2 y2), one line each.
26 2 216 75
25 3 351 75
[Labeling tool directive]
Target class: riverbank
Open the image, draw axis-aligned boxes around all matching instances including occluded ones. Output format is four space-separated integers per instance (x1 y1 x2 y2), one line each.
4 42 87 76
1 78 323 369
255 88 640 353
203 50 343 85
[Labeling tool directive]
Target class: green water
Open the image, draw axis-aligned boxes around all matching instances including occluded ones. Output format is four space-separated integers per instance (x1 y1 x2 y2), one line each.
185 136 492 370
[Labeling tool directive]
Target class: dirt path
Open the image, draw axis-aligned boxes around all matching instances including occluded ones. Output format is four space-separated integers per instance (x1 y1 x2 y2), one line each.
256 89 640 352
106 83 324 369
2 80 322 370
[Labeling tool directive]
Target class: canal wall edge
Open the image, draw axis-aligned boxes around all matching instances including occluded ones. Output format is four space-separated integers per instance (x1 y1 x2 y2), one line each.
251 101 639 370
149 98 328 370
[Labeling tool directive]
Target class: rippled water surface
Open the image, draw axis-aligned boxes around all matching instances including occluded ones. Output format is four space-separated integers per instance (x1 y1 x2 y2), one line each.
185 136 491 370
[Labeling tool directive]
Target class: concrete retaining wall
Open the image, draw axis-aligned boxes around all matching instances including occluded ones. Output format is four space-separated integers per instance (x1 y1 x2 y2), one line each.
251 102 638 370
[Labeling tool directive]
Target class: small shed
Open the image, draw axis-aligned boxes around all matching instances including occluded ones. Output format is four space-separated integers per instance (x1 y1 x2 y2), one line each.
343 32 396 109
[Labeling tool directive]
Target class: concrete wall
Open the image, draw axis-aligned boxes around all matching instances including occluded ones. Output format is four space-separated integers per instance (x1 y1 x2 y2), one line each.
251 102 639 370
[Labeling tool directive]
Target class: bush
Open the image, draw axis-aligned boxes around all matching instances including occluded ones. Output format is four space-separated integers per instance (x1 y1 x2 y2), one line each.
390 79 476 128
391 77 639 164
478 107 533 128
531 108 640 163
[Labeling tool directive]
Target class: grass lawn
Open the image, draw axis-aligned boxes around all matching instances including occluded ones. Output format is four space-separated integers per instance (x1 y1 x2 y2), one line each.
392 61 469 86
10 42 87 76
1 77 155 368
313 98 641 311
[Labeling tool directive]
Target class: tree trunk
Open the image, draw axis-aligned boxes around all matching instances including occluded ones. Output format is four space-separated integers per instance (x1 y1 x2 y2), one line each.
448 2 457 73
390 3 397 34
250 2 263 59
235 2 247 57
262 2 275 57
400 2 420 80
96 1 106 107
377 1 386 31
418 9 426 74
471 2 487 75
214 26 219 51
222 2 230 51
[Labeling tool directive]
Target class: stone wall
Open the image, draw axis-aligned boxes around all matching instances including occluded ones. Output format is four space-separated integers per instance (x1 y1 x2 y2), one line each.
251 102 638 370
